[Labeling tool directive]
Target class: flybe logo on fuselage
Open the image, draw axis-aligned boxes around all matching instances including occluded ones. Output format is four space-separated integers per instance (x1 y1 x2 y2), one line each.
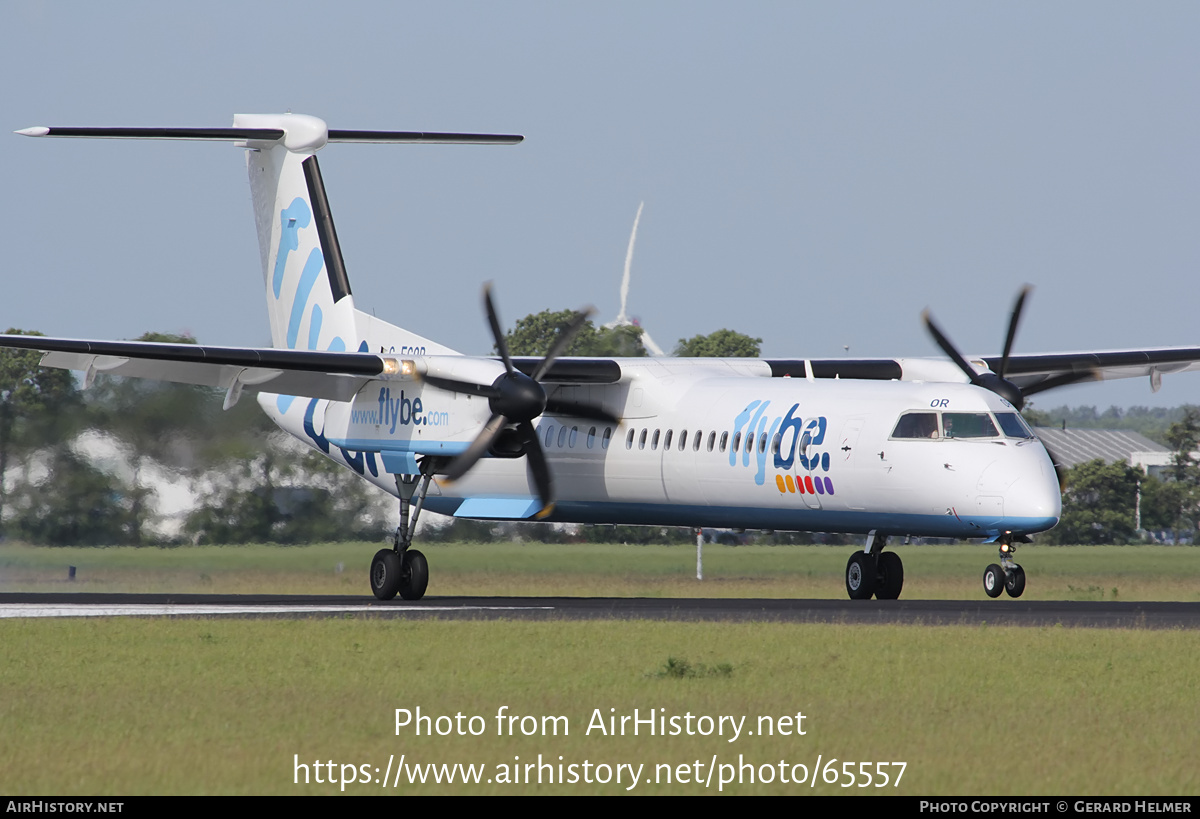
348 387 451 433
731 400 834 495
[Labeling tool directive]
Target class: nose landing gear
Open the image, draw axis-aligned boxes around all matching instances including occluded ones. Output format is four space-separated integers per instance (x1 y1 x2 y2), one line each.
982 534 1026 599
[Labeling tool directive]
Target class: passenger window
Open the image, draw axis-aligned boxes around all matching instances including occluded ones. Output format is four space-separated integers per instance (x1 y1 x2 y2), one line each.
679 429 688 451
638 429 647 450
733 432 742 452
569 426 578 448
708 431 716 452
626 429 635 450
587 426 596 448
771 433 781 455
603 427 612 449
891 412 939 439
558 426 567 448
759 433 768 453
942 413 999 439
663 430 673 451
651 429 660 450
693 431 702 452
545 424 555 447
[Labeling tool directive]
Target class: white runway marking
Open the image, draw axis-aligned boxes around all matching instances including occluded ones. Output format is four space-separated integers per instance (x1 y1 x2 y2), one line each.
0 604 554 619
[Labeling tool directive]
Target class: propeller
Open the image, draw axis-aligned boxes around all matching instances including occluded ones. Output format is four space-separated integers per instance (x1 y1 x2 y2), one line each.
924 286 1080 492
922 286 1031 410
421 284 620 517
923 286 1102 412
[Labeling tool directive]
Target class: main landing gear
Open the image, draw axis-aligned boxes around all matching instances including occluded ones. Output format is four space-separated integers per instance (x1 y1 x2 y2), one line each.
982 535 1026 599
371 471 434 601
845 531 904 600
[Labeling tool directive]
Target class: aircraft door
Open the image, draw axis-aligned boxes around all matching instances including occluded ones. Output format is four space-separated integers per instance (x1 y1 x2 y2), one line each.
837 416 866 511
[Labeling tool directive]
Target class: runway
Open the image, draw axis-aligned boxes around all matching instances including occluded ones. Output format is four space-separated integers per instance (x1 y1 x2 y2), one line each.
1 593 1197 628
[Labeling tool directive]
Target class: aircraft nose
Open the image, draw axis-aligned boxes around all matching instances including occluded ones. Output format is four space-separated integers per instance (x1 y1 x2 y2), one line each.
1004 446 1062 530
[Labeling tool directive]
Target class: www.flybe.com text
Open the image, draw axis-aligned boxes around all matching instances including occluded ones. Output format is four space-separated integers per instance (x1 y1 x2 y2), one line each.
349 388 449 432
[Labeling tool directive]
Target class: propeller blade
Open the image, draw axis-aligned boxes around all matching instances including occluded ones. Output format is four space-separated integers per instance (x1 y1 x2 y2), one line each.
444 413 509 481
483 283 514 375
922 309 979 385
544 396 621 425
999 285 1032 380
531 307 594 382
420 374 501 399
519 420 555 517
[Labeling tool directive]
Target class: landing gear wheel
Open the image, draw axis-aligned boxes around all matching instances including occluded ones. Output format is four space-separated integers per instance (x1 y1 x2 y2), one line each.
399 549 429 601
371 548 402 601
983 563 1006 598
875 551 904 600
846 551 877 600
1004 564 1026 598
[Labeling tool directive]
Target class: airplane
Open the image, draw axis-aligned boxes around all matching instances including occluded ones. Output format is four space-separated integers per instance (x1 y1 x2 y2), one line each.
9 113 1200 603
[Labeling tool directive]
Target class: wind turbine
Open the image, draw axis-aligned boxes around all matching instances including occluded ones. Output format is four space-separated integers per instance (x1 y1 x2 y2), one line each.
604 201 665 356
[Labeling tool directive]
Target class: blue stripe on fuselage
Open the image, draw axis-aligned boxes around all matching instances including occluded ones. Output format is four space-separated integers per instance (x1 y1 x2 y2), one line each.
421 496 1057 539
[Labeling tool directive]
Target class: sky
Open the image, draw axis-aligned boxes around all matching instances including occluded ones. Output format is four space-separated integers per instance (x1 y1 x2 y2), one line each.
3 1 1198 411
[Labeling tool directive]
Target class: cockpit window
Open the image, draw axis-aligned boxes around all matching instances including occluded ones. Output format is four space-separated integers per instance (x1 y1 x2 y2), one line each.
892 412 940 439
995 412 1035 439
942 412 998 439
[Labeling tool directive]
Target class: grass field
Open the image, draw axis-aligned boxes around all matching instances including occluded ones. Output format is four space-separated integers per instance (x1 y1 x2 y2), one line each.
2 540 1199 601
1 541 1198 795
0 618 1196 795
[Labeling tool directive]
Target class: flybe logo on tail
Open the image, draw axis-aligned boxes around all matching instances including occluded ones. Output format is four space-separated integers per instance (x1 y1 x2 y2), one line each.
273 197 342 354
731 400 834 494
271 196 379 478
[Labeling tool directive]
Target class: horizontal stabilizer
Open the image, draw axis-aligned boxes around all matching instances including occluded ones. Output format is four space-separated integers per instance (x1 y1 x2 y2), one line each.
327 130 522 144
16 126 286 141
17 126 522 145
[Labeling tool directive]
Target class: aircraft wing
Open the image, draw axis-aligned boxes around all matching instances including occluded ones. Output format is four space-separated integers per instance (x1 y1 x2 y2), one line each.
978 347 1200 395
6 331 1200 404
0 334 387 403
765 346 1200 396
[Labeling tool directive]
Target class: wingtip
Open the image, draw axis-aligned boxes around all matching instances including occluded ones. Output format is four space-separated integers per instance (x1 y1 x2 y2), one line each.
16 126 49 137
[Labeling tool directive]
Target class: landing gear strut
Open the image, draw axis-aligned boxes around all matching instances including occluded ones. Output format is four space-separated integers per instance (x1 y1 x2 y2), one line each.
845 531 904 600
982 534 1025 599
371 470 433 601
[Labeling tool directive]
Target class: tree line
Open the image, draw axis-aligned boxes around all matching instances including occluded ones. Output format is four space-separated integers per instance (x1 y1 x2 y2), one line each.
1035 408 1200 545
0 330 390 546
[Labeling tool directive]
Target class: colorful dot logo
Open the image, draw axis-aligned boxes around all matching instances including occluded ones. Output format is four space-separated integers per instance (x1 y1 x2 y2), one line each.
776 473 834 495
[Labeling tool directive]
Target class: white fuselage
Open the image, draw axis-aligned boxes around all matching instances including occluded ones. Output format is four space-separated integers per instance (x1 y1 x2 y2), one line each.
263 358 1062 540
